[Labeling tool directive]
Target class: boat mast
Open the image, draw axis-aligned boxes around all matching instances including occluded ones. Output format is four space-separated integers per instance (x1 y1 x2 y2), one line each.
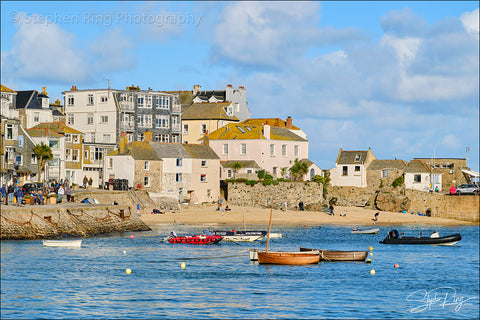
266 197 273 253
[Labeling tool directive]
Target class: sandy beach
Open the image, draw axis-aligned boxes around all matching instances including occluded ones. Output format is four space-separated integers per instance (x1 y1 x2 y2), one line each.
140 204 476 227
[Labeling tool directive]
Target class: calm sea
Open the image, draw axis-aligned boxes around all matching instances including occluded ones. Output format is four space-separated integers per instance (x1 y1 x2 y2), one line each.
1 224 479 319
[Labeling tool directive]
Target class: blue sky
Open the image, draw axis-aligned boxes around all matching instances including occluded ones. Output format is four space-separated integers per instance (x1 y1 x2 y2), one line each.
1 1 479 173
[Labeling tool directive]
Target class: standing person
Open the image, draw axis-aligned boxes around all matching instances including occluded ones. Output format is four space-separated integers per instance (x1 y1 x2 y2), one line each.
284 201 288 213
16 187 24 207
218 197 223 209
7 184 14 205
1 184 7 205
372 212 379 224
88 177 93 187
329 205 334 216
57 185 65 203
65 185 72 202
83 175 88 189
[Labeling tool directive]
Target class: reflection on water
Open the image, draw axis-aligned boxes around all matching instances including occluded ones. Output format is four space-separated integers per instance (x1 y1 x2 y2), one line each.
1 225 478 319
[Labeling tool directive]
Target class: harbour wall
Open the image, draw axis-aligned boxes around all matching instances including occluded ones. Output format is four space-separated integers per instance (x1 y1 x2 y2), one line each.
1 204 151 240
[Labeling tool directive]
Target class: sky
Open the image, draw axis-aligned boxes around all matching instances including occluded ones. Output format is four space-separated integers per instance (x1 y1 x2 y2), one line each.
1 1 479 173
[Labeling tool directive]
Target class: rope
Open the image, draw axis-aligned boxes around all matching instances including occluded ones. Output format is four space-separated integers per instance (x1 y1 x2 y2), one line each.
1 212 35 226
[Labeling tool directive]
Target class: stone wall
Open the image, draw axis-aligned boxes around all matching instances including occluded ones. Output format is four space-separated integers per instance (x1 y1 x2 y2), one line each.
325 186 377 207
227 181 323 210
1 204 151 240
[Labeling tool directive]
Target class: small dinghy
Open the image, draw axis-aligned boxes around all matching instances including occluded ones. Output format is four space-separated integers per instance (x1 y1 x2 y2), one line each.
43 240 82 247
300 247 368 262
351 227 379 234
380 230 461 245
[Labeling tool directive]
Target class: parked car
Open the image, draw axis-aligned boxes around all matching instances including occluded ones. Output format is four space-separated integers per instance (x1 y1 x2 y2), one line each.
455 184 479 195
21 183 38 194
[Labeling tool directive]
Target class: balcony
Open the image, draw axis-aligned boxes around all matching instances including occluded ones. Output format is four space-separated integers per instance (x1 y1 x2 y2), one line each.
171 104 181 113
119 101 135 112
120 122 135 131
171 124 181 133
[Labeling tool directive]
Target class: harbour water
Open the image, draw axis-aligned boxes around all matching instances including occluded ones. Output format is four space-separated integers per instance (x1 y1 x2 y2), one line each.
1 224 478 319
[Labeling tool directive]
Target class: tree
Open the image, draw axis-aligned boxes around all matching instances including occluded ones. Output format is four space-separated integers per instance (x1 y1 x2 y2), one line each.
289 159 309 181
231 161 242 179
33 142 53 183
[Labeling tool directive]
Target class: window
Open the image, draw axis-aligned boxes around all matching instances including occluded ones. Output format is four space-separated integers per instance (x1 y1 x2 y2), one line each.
201 174 207 182
34 112 40 122
137 96 144 108
85 150 89 161
100 116 108 123
67 114 74 125
145 96 152 108
183 124 189 134
100 96 107 103
270 144 275 157
172 135 179 143
156 96 170 109
65 149 71 161
282 145 287 156
94 148 103 161
90 133 96 143
179 187 183 196
4 147 14 163
245 126 251 131
144 176 150 187
155 115 169 128
241 144 246 155
223 144 228 154
144 161 149 171
176 158 182 167
342 166 348 176
49 140 59 150
68 95 74 106
236 126 245 133
176 173 182 182
414 174 421 183
201 160 207 167
6 124 13 140
65 134 72 142
87 94 94 105
201 124 207 134
294 145 299 157
103 134 110 142
87 113 94 125
108 158 113 168
382 170 388 178
18 135 24 148
247 169 252 174
273 167 277 174
355 166 360 172
137 114 152 128
354 154 361 162
72 135 79 143
227 170 232 178
31 153 37 164
72 149 79 162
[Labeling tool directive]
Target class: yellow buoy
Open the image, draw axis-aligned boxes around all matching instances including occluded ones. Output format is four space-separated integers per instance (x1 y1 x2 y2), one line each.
126 268 132 274
369 246 373 251
366 259 371 263
370 269 375 275
181 262 186 269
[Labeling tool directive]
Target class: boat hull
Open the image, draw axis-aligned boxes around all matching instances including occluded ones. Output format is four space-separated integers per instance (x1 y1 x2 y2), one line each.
300 247 368 261
43 240 82 247
168 235 223 244
380 233 461 245
351 228 379 234
221 235 264 242
257 251 320 265
212 230 282 239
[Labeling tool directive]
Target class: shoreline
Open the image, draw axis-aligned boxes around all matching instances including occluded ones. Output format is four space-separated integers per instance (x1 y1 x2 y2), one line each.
140 204 477 227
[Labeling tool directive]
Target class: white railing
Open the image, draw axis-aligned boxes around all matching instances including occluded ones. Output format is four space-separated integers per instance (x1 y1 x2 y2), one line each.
171 124 181 133
119 101 135 111
120 122 135 131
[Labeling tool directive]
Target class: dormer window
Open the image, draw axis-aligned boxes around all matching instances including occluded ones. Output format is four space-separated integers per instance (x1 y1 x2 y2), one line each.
42 98 48 108
354 154 361 162
236 126 246 133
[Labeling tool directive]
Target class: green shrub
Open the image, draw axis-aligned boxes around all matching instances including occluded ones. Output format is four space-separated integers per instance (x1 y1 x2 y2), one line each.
257 170 266 179
225 179 236 184
272 180 279 185
264 174 273 180
392 176 404 188
246 180 258 186
276 178 289 182
236 178 248 183
262 180 273 186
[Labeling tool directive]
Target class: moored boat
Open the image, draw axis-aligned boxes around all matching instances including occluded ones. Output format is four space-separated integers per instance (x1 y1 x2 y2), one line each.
43 240 82 247
167 231 223 244
300 247 368 261
380 230 461 245
212 230 282 239
351 228 379 234
257 250 320 265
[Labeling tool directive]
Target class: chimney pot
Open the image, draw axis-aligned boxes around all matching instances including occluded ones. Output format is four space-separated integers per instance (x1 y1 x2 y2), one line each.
286 116 293 129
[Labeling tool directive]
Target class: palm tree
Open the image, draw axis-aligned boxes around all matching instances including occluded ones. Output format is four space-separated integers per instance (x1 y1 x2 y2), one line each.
33 142 53 183
231 161 242 179
290 159 309 181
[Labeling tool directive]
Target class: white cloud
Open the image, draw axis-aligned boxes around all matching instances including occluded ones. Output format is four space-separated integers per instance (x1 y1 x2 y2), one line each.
89 27 136 72
460 8 479 38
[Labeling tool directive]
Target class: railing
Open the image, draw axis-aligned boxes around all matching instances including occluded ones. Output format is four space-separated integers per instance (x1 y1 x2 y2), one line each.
171 124 181 133
119 101 135 111
120 122 135 131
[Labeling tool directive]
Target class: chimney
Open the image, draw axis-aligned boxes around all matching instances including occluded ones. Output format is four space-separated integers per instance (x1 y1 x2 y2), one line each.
238 86 245 89
41 86 48 95
55 99 61 105
119 132 128 154
193 84 201 96
144 131 153 143
263 124 271 140
227 84 232 88
286 116 293 129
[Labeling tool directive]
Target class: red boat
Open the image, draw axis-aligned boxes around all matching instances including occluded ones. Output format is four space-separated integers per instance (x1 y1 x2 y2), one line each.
167 231 223 244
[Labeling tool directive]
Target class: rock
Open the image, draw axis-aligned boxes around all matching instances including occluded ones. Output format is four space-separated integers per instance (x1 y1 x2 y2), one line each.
375 189 411 212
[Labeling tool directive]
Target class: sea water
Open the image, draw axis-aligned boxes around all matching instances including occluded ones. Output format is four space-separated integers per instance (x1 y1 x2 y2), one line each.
1 224 478 319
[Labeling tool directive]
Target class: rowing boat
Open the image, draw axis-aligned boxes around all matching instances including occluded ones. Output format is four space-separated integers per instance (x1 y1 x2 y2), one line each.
351 228 379 234
299 247 368 261
43 240 82 247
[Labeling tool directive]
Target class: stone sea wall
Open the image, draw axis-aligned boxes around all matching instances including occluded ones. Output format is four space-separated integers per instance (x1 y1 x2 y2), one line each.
1 204 151 240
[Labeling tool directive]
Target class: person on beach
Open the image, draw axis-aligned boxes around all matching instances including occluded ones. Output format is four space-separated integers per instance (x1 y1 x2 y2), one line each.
65 185 71 202
88 177 93 187
57 185 65 203
7 184 14 205
225 205 231 211
16 187 23 206
83 176 88 189
284 201 288 213
329 205 334 215
1 184 6 205
372 212 379 224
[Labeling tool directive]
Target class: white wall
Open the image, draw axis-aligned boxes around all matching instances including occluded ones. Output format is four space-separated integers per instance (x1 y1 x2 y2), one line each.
105 155 135 187
330 164 366 187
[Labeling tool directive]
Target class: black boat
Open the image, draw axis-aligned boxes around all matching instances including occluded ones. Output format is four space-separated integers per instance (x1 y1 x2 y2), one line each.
380 230 461 245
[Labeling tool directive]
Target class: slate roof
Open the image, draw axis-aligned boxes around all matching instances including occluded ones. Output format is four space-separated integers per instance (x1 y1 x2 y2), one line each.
336 150 370 165
241 118 300 130
26 128 63 138
183 144 220 159
109 141 161 160
404 160 434 173
367 159 408 170
16 90 47 109
0 84 16 93
208 123 307 141
195 90 226 101
148 143 192 159
51 109 65 116
30 122 82 134
221 160 260 169
182 102 239 121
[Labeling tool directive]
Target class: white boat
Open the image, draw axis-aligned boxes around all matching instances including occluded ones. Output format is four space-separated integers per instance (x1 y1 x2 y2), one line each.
351 228 379 234
222 235 264 242
43 240 82 247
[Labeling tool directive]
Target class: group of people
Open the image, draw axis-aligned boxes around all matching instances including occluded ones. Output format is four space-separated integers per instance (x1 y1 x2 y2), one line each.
83 176 93 189
1 184 24 206
1 179 73 207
